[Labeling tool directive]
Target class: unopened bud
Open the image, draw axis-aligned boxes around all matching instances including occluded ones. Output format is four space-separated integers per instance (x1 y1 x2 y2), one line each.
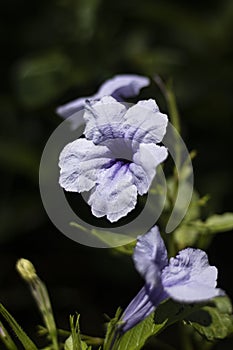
16 258 37 281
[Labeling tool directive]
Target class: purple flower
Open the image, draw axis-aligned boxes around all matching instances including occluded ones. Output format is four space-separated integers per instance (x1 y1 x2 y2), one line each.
121 226 224 332
59 97 168 222
56 74 150 119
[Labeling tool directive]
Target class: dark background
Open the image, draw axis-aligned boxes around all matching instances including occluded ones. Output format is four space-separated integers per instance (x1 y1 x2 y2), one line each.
0 0 233 348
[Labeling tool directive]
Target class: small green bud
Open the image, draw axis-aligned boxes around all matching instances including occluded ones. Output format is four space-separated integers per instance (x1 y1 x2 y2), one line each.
16 258 37 281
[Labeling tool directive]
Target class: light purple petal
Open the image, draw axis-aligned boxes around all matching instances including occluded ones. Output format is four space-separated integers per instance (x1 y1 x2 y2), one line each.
130 144 168 195
163 283 223 303
135 99 160 112
162 248 224 302
121 286 156 333
123 99 168 145
84 97 168 149
121 282 168 332
83 96 127 144
56 74 149 119
121 232 224 333
88 161 137 222
56 97 87 118
59 139 112 192
133 226 168 285
98 74 150 100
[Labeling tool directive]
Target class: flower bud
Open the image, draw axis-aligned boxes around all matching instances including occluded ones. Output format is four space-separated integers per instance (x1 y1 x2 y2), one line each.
16 258 37 281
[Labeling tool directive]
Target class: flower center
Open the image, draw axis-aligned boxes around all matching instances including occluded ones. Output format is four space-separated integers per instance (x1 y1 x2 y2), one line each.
104 137 134 162
102 158 131 181
115 158 132 165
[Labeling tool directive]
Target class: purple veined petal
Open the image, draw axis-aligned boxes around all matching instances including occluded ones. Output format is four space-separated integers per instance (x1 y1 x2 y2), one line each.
84 97 168 147
97 74 150 100
133 226 168 284
121 286 156 333
120 229 225 334
87 160 138 222
130 143 168 195
56 74 150 119
83 96 127 144
162 248 224 302
163 248 218 288
123 99 168 145
59 138 113 192
183 249 218 287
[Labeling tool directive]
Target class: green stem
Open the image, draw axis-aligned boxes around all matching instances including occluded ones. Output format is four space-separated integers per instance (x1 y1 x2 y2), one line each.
154 76 181 132
154 75 182 170
155 75 184 253
167 232 177 257
166 82 181 134
179 323 193 350
16 259 59 350
30 278 59 350
81 334 104 346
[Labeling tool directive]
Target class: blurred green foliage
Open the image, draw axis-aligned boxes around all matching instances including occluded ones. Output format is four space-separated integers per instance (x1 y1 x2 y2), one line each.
0 0 233 349
1 0 233 239
1 0 233 240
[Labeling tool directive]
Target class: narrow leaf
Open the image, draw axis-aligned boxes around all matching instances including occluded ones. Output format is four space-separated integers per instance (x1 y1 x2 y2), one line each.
103 308 122 350
70 222 134 249
65 335 89 350
0 304 38 350
0 321 18 350
65 314 89 350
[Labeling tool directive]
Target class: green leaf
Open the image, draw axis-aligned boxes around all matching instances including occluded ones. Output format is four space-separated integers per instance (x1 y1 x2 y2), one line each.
174 225 199 250
193 213 233 235
154 299 201 329
65 314 90 350
112 300 201 350
103 308 122 350
0 304 38 350
114 312 158 350
204 213 233 232
70 222 135 249
0 321 18 350
80 334 104 347
15 51 73 107
185 296 233 341
65 335 90 350
173 190 201 248
182 190 202 222
174 207 233 249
